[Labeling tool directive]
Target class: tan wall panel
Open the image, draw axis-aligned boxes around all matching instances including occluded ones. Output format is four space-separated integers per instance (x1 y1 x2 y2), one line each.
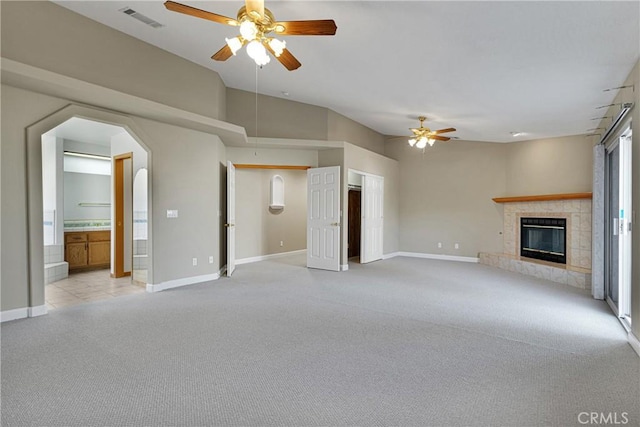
328 110 385 155
226 88 329 140
1 1 226 120
385 138 507 258
504 135 593 196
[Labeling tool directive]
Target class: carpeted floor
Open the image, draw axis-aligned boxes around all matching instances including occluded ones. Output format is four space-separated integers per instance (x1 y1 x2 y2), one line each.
2 255 639 426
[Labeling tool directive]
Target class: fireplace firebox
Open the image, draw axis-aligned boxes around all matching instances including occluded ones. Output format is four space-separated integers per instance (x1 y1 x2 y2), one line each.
520 217 566 264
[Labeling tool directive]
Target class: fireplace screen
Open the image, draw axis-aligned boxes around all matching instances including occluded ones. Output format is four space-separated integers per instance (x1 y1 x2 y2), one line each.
520 217 566 264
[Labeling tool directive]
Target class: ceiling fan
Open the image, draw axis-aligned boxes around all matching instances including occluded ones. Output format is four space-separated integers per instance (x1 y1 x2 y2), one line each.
164 0 337 71
408 116 456 149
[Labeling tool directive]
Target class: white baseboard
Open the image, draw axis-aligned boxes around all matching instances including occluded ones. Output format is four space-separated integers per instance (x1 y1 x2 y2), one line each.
29 305 48 317
382 252 400 260
1 305 48 322
340 264 349 271
147 273 220 293
235 249 307 266
629 332 640 358
0 307 29 323
397 251 479 263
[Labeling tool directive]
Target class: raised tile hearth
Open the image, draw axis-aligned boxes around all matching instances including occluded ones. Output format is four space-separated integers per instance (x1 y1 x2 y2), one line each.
480 194 592 290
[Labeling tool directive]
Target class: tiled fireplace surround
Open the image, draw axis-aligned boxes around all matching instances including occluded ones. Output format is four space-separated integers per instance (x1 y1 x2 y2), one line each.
479 197 592 290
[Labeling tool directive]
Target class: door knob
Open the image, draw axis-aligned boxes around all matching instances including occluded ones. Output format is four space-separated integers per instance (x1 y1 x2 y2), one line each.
224 223 235 227
331 222 340 226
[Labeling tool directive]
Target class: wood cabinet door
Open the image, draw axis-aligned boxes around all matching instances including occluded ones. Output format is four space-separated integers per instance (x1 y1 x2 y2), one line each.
88 241 111 266
66 242 88 268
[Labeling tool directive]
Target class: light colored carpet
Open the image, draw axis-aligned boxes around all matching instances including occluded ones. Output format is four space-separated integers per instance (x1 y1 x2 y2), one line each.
2 255 638 426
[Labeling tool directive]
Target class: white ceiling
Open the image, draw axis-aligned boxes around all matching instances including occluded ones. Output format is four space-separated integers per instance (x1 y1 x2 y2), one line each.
54 1 640 143
46 117 127 146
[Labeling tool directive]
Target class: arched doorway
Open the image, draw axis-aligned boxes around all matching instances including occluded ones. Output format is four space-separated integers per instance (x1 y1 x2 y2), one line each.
26 105 152 315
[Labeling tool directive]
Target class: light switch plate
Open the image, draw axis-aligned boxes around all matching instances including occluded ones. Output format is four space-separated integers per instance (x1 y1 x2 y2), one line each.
167 210 178 218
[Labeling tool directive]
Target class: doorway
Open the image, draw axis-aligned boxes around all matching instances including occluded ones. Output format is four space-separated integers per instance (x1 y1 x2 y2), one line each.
604 124 632 329
348 188 361 259
40 117 148 309
348 169 384 266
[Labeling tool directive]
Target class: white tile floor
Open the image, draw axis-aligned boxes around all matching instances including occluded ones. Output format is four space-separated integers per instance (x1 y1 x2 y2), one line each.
45 269 145 310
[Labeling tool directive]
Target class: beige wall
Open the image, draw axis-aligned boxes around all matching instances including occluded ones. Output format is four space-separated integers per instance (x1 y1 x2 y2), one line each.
504 135 593 196
226 88 329 140
233 169 308 260
226 89 385 155
133 117 224 284
1 86 68 311
1 1 226 121
327 110 385 155
385 138 507 258
600 59 640 342
226 147 318 167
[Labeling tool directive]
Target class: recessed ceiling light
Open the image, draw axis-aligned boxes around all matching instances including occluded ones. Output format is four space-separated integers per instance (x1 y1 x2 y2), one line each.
281 91 290 97
510 131 525 137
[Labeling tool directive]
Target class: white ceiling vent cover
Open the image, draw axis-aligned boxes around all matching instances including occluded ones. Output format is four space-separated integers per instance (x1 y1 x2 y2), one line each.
120 7 164 28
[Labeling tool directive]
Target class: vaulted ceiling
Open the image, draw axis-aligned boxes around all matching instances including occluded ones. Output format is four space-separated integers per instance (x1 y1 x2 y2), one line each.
54 1 640 143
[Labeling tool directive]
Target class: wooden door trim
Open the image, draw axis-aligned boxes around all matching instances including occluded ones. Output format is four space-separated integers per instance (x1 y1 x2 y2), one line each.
114 152 132 278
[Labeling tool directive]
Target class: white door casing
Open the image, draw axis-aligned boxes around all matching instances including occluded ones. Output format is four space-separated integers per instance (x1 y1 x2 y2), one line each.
361 174 384 263
226 161 236 276
307 166 341 271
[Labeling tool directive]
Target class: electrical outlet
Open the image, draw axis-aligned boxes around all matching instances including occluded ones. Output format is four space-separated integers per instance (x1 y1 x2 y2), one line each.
437 242 442 248
209 256 214 264
454 243 459 249
280 241 284 247
167 209 178 218
192 258 197 266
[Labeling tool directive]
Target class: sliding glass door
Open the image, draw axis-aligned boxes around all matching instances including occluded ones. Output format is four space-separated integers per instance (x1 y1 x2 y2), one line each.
604 127 632 326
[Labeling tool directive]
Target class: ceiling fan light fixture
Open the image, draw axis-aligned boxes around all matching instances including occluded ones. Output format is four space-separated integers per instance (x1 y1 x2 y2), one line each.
246 40 271 66
225 37 243 55
268 38 286 57
239 20 258 41
407 116 456 149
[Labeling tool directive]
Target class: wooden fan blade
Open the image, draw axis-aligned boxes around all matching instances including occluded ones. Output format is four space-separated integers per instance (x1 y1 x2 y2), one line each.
433 127 456 134
211 45 234 62
245 0 264 20
164 1 238 26
431 135 451 141
265 44 302 71
274 20 337 36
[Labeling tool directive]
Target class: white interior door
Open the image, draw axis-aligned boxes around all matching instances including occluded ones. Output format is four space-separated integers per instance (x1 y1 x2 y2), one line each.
226 161 236 276
307 166 340 271
361 174 384 263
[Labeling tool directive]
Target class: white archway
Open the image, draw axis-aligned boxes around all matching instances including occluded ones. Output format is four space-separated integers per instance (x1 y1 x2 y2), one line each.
26 104 153 315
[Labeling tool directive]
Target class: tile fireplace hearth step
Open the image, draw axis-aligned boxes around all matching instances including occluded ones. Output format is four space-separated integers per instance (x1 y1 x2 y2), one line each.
479 252 591 290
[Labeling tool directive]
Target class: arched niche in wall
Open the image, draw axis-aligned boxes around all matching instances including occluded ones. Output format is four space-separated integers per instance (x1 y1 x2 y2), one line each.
270 174 285 210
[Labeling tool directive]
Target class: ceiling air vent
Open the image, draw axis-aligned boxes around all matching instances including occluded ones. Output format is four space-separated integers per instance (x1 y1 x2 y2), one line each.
120 7 164 28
